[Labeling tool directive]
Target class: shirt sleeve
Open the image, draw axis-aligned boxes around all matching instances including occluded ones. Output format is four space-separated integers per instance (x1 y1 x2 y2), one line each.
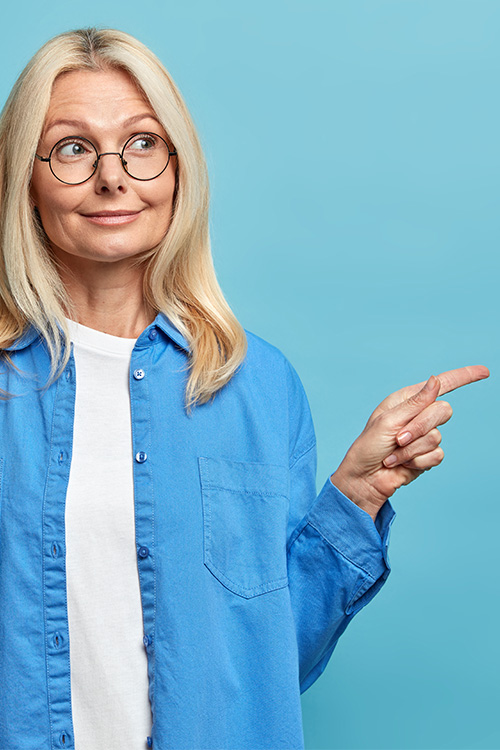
284 358 396 694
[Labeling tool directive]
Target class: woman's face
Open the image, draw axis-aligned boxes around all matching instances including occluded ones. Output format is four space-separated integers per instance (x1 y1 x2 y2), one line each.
30 67 177 267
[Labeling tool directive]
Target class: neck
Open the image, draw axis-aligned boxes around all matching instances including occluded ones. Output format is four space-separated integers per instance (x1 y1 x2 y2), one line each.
55 254 156 339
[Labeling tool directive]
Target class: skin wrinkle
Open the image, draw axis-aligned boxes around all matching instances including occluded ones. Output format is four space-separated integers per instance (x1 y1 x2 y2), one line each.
42 113 162 140
30 68 177 339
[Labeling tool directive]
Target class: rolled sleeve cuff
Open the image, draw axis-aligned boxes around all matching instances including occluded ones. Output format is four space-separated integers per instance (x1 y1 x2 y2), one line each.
306 477 396 615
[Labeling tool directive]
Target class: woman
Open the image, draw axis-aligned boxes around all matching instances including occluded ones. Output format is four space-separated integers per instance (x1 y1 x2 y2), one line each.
0 27 488 750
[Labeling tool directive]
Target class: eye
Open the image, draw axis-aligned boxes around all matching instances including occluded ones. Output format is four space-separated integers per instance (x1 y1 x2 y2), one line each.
127 134 157 151
54 139 92 158
60 143 85 156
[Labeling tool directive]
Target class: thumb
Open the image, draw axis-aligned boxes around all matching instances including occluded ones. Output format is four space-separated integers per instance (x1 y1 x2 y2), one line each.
390 375 441 430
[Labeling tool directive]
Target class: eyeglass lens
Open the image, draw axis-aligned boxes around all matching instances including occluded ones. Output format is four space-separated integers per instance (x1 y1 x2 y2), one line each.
48 133 172 184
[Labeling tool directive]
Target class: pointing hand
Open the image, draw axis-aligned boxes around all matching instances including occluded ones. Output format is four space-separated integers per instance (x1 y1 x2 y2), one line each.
330 366 490 521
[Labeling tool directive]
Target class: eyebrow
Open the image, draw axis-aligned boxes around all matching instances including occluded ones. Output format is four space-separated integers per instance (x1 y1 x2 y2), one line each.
44 113 161 135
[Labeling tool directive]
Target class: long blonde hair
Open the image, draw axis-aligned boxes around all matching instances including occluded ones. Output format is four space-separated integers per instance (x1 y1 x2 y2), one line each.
0 27 247 408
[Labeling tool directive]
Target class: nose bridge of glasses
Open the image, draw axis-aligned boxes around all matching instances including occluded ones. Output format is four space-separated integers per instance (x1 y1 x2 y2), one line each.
93 151 127 169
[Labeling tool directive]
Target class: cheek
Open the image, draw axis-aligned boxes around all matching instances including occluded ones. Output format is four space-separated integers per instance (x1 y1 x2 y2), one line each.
31 171 64 221
144 176 176 222
35 195 73 235
32 190 84 251
31 172 80 227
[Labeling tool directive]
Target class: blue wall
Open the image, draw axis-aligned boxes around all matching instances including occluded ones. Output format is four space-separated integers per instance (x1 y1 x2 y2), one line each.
2 2 497 748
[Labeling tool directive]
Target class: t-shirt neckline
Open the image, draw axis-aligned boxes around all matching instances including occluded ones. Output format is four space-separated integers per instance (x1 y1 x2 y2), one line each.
64 317 138 356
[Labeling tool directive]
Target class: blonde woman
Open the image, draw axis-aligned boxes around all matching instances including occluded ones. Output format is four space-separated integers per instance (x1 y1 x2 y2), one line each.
0 27 488 750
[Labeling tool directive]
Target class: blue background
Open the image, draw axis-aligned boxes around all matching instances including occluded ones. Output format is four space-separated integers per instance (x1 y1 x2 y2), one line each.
2 2 497 748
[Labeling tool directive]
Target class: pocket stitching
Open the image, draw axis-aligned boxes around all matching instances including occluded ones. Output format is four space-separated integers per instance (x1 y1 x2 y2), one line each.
202 484 287 500
199 457 289 599
204 556 289 598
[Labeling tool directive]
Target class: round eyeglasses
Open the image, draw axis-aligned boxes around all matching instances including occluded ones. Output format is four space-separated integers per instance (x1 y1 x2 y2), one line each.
35 132 177 185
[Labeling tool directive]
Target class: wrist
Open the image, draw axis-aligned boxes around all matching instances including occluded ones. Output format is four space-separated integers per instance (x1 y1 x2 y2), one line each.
330 467 384 523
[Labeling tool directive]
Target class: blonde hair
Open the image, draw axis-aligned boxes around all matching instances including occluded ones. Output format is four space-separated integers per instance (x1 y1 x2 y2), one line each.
0 27 247 408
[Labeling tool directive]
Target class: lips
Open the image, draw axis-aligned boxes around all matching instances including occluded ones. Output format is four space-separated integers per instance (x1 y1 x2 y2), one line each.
83 210 141 216
81 209 143 226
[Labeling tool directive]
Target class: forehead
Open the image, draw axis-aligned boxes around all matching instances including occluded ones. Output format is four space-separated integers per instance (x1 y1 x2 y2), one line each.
44 68 157 133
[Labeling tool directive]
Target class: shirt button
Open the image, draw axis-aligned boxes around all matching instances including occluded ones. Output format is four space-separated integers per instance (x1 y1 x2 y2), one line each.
143 634 152 647
138 546 149 559
147 738 153 748
133 368 145 380
135 451 148 463
148 328 158 341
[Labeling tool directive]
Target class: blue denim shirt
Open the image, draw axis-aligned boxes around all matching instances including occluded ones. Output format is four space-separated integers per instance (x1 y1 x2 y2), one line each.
0 312 395 750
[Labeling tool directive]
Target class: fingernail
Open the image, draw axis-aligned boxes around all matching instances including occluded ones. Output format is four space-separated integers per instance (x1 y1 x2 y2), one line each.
384 454 397 467
424 375 437 391
397 431 412 447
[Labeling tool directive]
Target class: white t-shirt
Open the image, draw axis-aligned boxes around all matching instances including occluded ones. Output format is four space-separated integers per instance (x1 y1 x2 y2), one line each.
64 318 152 749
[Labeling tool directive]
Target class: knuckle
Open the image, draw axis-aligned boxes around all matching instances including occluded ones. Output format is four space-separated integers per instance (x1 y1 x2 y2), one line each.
409 420 422 437
441 401 453 419
377 412 391 429
435 447 445 463
399 445 413 463
430 428 442 446
407 391 424 407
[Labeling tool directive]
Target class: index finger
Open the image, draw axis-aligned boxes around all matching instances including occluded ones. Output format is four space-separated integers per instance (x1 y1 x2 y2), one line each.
397 365 490 400
368 364 490 423
434 365 490 397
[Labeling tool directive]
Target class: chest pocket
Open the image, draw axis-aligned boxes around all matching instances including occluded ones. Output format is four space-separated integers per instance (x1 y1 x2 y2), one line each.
198 456 289 599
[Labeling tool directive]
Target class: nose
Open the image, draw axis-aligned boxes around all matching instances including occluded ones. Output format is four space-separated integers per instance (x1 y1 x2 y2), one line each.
93 152 128 194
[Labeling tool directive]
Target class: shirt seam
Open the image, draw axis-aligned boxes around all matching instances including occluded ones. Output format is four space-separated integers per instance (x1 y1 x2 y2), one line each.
289 439 316 471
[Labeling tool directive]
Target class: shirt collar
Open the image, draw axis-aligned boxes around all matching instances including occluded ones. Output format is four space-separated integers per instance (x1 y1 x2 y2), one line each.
154 312 190 353
3 324 40 352
3 312 191 354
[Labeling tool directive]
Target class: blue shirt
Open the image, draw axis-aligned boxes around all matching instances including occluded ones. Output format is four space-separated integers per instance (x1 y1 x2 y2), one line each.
0 312 395 750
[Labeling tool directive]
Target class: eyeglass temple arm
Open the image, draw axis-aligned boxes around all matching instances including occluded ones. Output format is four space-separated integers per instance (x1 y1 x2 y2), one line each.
35 154 50 162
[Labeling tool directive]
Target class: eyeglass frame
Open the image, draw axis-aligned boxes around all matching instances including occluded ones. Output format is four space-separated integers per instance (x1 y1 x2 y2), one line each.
34 131 177 185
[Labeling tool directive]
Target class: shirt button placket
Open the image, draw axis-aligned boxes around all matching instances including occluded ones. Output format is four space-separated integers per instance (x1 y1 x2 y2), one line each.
131 339 155 716
43 349 77 748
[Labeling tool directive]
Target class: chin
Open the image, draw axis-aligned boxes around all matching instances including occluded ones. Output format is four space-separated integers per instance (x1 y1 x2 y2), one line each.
52 243 148 265
88 247 150 263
